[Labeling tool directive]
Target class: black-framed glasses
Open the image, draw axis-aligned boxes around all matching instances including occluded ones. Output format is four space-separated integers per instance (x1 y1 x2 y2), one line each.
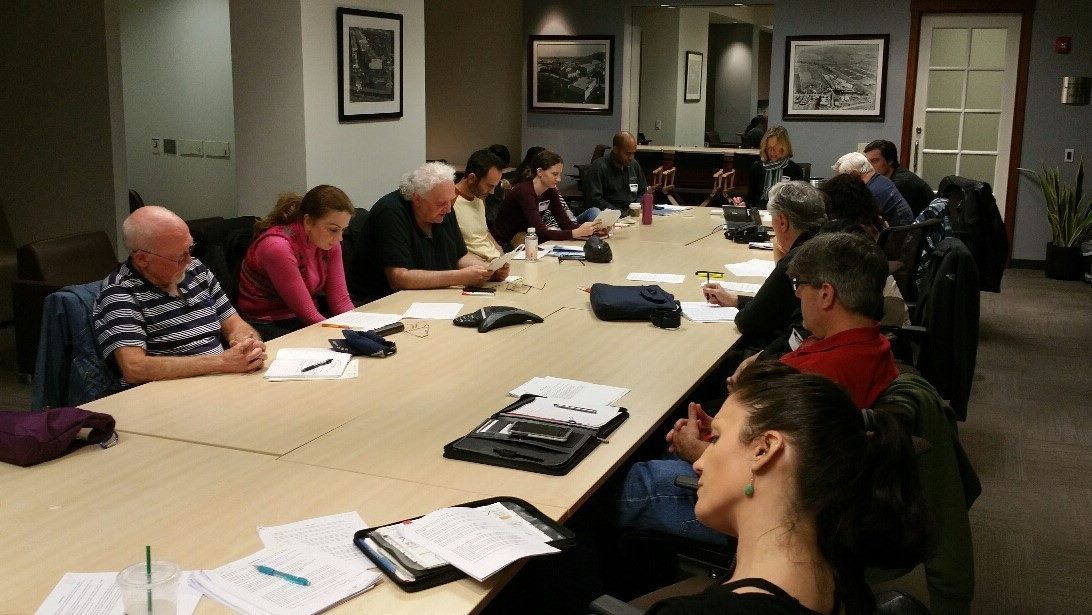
403 320 430 338
137 243 195 265
791 278 814 291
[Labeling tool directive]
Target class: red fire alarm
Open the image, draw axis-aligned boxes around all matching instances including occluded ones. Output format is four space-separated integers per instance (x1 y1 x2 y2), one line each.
1055 36 1072 54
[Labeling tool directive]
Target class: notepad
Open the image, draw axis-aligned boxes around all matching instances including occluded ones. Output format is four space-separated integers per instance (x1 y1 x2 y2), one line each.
681 302 740 323
321 312 402 330
402 302 463 320
264 349 352 380
501 396 621 429
509 376 630 406
626 272 686 284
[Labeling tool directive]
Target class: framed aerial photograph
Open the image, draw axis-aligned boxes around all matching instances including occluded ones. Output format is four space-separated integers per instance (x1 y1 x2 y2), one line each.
528 35 614 114
337 7 402 122
783 34 889 121
684 51 703 102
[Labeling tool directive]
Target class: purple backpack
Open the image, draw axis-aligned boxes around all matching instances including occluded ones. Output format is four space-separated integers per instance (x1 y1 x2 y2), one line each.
0 407 117 467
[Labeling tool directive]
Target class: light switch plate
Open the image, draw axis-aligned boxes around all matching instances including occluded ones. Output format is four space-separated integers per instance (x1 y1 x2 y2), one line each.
151 138 161 155
1065 148 1075 163
204 140 230 158
179 139 203 157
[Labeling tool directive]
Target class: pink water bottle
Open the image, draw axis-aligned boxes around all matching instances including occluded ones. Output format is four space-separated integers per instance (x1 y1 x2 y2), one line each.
641 190 653 225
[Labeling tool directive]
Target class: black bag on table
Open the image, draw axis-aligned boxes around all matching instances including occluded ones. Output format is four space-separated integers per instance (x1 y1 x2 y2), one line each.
589 283 676 321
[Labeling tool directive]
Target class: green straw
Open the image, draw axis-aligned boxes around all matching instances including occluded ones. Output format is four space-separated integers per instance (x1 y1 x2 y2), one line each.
145 545 152 613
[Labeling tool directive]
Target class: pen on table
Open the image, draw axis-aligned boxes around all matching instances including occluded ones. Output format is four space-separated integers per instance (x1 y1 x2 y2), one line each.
321 323 351 329
578 286 591 293
554 403 598 414
301 358 333 372
255 565 310 586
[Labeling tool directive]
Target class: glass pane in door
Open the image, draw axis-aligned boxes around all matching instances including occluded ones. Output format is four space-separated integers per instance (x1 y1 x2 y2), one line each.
927 70 964 108
921 153 957 187
965 71 1005 108
930 28 969 67
961 154 997 183
969 28 1007 69
962 113 1000 151
925 112 961 150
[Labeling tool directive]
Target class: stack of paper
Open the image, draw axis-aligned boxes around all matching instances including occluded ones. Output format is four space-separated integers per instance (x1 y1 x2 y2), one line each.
549 245 585 257
399 506 558 582
509 376 630 406
264 349 354 381
626 272 685 284
321 312 401 331
681 302 740 323
257 512 376 575
192 545 380 615
725 258 776 278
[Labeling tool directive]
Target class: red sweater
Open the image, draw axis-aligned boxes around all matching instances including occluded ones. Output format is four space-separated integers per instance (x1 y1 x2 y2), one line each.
493 180 577 244
780 326 898 408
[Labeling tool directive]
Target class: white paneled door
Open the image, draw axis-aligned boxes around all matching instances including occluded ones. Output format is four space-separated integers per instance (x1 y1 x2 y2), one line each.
911 14 1021 217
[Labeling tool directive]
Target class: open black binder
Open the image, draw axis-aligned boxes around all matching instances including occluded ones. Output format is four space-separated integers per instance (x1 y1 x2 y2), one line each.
443 394 629 475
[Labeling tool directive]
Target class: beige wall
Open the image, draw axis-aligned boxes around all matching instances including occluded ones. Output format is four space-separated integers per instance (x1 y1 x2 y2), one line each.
424 0 523 167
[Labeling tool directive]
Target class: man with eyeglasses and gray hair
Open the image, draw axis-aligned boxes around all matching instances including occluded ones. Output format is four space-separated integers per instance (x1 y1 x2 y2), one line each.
93 205 266 385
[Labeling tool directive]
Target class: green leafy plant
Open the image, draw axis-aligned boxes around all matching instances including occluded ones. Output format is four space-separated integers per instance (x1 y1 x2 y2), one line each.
1019 158 1092 247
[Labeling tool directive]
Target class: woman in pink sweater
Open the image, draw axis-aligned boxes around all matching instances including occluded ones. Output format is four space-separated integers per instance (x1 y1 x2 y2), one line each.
238 185 355 340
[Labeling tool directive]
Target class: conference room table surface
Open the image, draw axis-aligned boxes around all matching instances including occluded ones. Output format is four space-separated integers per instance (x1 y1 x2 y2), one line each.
49 207 772 612
3 433 563 614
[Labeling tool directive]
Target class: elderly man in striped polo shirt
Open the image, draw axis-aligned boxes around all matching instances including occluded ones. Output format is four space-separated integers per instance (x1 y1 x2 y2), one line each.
93 206 266 384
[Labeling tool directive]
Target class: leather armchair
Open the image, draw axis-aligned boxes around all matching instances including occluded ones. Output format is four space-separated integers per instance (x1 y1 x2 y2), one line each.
13 231 118 377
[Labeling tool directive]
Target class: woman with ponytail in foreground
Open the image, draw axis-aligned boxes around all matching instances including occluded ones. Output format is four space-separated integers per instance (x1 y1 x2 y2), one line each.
648 361 930 615
238 185 355 340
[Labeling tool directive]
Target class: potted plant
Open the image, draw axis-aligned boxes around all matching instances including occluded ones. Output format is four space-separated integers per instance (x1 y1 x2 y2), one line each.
1019 159 1092 280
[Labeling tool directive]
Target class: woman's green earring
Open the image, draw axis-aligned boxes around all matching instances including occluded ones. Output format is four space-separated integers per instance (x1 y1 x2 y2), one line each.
744 471 755 497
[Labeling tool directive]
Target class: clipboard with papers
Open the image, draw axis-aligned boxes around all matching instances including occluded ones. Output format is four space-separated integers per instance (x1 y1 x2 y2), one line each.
443 394 629 476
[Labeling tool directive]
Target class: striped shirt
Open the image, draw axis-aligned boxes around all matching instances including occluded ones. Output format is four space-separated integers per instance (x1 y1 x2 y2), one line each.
93 258 236 360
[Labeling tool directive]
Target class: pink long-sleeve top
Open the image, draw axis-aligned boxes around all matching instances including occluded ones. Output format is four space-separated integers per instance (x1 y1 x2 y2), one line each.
237 222 354 324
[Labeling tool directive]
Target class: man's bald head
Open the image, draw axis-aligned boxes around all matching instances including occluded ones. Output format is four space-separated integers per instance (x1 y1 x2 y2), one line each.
611 131 638 168
122 205 188 253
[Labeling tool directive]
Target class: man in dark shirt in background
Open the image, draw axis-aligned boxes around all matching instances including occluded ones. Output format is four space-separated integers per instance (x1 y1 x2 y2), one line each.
864 139 935 216
582 131 647 213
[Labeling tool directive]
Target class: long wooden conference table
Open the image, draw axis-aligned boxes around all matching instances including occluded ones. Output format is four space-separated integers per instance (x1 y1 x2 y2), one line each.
4 209 764 614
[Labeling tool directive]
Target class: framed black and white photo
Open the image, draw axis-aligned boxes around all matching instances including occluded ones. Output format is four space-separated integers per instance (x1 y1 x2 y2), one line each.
684 51 703 102
337 7 402 122
528 35 613 114
783 35 889 121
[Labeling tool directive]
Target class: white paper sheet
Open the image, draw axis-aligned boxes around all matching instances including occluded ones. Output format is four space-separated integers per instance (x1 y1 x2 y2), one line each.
488 248 519 272
258 512 375 573
320 312 402 331
36 571 202 615
192 546 380 615
707 280 762 294
681 302 740 323
402 302 463 320
725 258 776 278
264 349 352 380
400 507 558 582
626 272 686 284
655 204 689 211
509 376 629 406
594 209 621 227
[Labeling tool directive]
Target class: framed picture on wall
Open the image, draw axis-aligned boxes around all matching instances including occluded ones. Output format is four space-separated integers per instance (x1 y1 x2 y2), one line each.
684 51 703 102
337 7 402 122
528 35 614 114
783 34 889 121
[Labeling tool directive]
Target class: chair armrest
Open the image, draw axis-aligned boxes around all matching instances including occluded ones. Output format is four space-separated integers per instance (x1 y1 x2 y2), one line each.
589 595 644 615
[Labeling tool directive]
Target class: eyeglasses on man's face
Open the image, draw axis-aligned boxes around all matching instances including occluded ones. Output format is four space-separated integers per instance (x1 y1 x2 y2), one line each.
138 243 195 266
791 278 814 291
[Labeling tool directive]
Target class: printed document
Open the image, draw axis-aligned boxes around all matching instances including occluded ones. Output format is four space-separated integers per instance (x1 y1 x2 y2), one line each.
192 545 380 615
626 272 686 284
509 376 629 406
707 280 762 294
488 248 519 272
594 209 621 227
400 507 558 582
258 512 376 574
681 302 739 323
36 571 202 615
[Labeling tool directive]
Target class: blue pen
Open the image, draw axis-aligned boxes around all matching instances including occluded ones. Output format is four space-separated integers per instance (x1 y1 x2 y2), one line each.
255 565 311 586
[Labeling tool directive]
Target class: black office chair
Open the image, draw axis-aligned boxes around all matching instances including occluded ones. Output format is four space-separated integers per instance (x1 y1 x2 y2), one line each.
877 218 943 312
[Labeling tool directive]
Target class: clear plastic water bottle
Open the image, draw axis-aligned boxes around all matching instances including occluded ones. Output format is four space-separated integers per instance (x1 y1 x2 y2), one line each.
525 227 538 262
